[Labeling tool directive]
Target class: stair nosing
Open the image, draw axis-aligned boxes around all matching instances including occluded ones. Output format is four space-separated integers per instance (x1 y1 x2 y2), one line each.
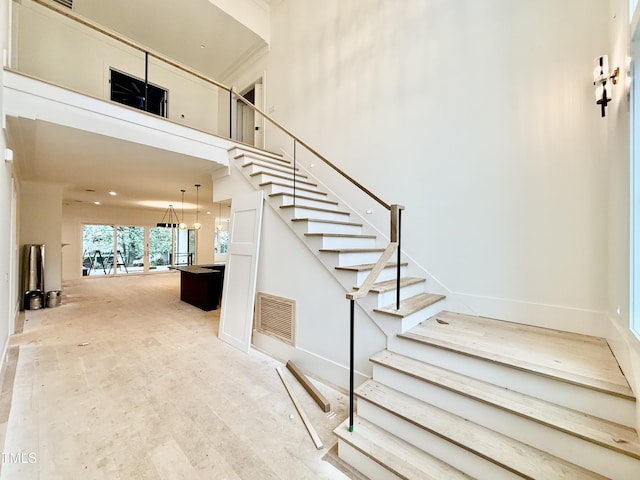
291 217 362 227
371 350 640 460
269 192 338 205
357 379 608 480
280 205 349 215
367 277 426 293
319 248 386 254
374 293 446 318
335 261 408 272
233 150 288 164
259 181 328 196
334 416 473 480
243 160 302 176
250 171 317 186
304 233 376 239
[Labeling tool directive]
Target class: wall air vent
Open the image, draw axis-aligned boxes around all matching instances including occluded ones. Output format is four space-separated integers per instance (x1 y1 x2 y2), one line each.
53 0 73 9
255 293 295 345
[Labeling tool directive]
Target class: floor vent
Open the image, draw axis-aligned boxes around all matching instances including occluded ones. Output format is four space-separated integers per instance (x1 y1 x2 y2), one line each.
256 293 295 345
53 0 73 9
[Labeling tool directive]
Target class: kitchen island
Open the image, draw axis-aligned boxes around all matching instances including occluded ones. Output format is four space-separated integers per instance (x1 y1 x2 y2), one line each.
174 264 225 311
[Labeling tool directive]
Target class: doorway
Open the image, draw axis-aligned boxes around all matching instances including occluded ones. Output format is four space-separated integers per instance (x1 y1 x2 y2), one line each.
235 79 264 149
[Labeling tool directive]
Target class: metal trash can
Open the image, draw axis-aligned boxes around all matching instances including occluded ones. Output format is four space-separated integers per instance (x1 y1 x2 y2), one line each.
24 290 44 310
46 290 62 308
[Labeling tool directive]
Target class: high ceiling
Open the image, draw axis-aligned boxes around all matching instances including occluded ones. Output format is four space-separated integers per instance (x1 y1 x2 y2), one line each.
10 0 271 212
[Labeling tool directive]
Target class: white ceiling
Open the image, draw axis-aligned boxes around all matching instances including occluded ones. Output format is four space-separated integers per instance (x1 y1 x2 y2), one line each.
10 0 270 212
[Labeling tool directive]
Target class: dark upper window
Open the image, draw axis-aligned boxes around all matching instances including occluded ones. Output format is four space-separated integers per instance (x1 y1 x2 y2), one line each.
110 69 167 118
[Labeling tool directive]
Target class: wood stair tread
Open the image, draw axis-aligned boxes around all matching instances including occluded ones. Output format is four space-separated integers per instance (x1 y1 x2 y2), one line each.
334 416 472 480
291 217 362 227
398 311 635 400
232 149 286 163
335 261 408 272
259 181 328 196
250 171 317 186
319 248 386 253
243 160 302 175
368 276 426 293
370 350 640 460
269 192 338 205
280 205 349 215
304 233 376 239
357 380 608 480
374 293 445 317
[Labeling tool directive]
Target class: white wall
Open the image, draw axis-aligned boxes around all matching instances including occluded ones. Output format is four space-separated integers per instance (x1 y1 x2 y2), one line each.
229 0 613 334
20 182 63 292
13 0 223 135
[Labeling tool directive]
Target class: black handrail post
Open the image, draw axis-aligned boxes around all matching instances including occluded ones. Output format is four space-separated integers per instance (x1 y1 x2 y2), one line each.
228 89 232 139
390 205 405 310
144 52 149 112
293 139 297 208
349 298 355 432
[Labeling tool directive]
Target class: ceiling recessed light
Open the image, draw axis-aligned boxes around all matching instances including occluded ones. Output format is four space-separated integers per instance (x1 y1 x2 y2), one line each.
94 201 101 205
109 191 117 196
200 44 206 49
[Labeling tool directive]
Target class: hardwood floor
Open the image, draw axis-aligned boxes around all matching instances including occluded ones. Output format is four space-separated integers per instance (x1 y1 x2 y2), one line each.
0 273 351 479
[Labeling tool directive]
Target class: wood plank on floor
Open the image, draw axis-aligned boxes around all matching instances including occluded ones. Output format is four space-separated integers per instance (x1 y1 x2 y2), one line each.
398 311 634 399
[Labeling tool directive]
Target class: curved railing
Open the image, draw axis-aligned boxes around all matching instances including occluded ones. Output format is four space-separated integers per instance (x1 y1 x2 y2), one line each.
24 0 404 432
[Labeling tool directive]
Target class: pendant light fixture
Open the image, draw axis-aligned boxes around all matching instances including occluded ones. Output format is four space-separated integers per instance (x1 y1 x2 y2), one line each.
216 203 223 231
179 189 187 230
156 204 180 228
193 184 202 230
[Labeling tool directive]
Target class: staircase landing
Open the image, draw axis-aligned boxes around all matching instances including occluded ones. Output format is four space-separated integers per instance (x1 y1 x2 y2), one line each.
399 311 634 399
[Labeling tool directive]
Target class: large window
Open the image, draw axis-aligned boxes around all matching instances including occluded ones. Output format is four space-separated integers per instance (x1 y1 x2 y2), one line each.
82 224 190 276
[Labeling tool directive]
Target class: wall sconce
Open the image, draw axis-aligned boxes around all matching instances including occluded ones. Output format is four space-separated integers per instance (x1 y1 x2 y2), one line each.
593 55 619 117
193 184 202 230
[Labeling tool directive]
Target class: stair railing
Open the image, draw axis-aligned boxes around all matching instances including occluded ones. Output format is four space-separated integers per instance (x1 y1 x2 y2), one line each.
233 93 405 433
24 0 404 434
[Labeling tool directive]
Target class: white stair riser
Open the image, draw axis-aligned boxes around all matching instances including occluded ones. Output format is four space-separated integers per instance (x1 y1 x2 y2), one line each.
242 163 299 178
337 440 402 480
292 220 362 235
306 235 377 250
389 336 636 427
366 299 447 339
372 365 640 479
251 172 317 187
275 195 338 210
353 266 408 286
356 282 425 312
281 207 349 222
323 251 385 267
371 299 446 335
231 148 286 164
263 183 328 200
241 158 295 171
375 282 426 308
357 401 519 480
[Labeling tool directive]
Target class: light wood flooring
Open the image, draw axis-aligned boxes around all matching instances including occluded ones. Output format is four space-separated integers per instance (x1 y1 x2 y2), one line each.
0 273 352 479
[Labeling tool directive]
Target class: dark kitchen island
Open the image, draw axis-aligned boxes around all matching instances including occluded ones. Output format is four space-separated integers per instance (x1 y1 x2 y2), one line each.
174 264 225 311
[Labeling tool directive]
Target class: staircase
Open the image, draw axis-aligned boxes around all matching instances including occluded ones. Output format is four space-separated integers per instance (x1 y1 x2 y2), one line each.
226 145 640 479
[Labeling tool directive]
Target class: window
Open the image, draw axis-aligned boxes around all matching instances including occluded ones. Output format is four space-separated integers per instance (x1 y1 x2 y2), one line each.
110 69 167 117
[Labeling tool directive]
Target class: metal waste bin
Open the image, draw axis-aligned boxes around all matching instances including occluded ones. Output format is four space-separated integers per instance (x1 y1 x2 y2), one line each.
24 290 44 310
46 290 62 308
